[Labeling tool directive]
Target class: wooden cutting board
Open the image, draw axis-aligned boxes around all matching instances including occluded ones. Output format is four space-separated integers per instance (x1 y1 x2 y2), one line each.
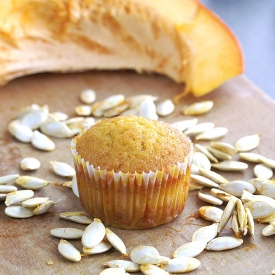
0 71 275 275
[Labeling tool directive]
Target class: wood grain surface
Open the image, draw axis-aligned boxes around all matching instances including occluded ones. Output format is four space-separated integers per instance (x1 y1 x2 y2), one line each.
0 71 275 275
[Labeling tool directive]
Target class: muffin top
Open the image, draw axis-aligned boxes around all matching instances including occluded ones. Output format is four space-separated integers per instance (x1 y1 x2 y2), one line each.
76 116 192 173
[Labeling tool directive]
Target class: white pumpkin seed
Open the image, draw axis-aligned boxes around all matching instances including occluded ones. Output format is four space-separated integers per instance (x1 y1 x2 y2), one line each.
81 218 105 248
260 157 275 169
5 205 34 218
140 264 169 275
192 152 211 170
198 190 223 205
211 188 237 202
211 161 248 171
170 118 198 132
217 197 237 234
126 94 158 108
245 208 255 238
205 236 243 251
235 134 260 152
210 141 237 156
139 98 158 120
192 223 219 242
83 240 112 255
100 94 125 111
0 185 17 193
8 122 33 143
236 199 247 233
20 157 41 171
130 245 160 265
219 180 256 197
80 89 97 104
103 101 130 117
172 240 207 258
182 100 214 116
156 99 175 117
254 164 273 179
184 122 215 136
199 169 228 184
205 146 232 160
258 212 275 224
5 190 34 206
71 175 79 198
22 197 49 207
0 174 20 185
75 105 93 116
40 120 74 138
50 161 76 178
199 206 223 222
59 211 92 224
15 176 50 190
191 164 200 175
189 181 204 191
105 260 140 272
58 239 81 262
162 257 201 273
238 152 263 163
194 144 218 163
249 178 275 198
31 130 55 151
231 211 241 238
91 101 105 117
262 222 275 237
195 127 228 141
34 200 57 215
243 200 275 219
241 190 275 207
50 228 83 239
191 174 219 188
99 267 130 275
50 111 69 121
105 228 127 254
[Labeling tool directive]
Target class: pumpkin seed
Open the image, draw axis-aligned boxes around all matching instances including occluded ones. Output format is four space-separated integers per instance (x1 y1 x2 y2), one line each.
5 190 34 206
194 144 218 163
50 228 84 239
236 199 247 233
130 245 160 265
170 118 198 132
81 218 106 248
260 157 275 169
238 152 263 163
254 164 273 179
262 222 275 237
258 212 275 224
191 174 219 188
162 257 201 273
59 211 92 224
15 176 50 190
63 180 72 188
248 178 275 198
156 99 175 116
243 200 275 219
211 161 248 171
139 98 158 120
58 239 81 262
219 180 256 197
126 94 158 108
104 260 140 272
199 206 223 222
5 205 34 218
83 241 112 255
184 122 215 136
217 197 237 234
22 197 49 208
205 237 243 251
192 152 211 170
182 100 214 116
241 190 275 207
210 141 237 156
192 223 219 242
31 130 55 151
100 94 125 111
195 127 228 141
40 119 74 138
75 105 93 116
20 157 41 171
103 101 130 117
245 208 255 238
99 268 130 275
189 181 204 191
34 200 57 215
205 146 232 160
172 240 207 258
140 264 169 275
199 169 228 184
231 211 241 238
0 174 20 185
105 228 127 255
191 164 200 175
235 134 260 152
50 161 76 178
0 185 17 193
71 175 79 198
198 190 223 205
211 188 237 202
80 89 97 104
50 111 69 121
8 122 33 143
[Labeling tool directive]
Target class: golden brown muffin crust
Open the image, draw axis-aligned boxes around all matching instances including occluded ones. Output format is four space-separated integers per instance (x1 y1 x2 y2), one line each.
76 116 191 173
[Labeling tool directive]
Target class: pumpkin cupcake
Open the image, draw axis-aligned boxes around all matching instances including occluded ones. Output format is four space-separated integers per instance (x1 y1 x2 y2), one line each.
71 116 192 229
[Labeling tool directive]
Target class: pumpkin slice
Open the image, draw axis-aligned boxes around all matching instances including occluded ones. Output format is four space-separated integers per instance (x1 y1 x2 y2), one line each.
0 0 243 96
